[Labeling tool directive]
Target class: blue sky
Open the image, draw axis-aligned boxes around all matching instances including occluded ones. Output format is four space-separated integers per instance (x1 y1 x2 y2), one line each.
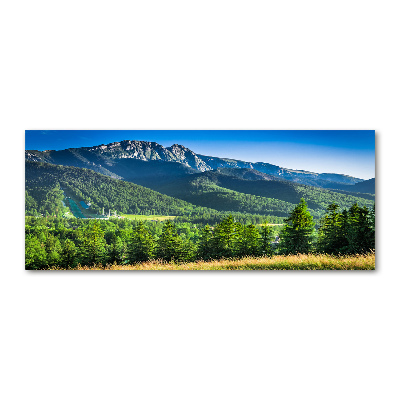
25 130 375 179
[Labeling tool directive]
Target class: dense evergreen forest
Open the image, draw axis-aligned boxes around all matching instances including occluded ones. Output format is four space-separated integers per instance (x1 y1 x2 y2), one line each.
25 161 285 225
151 169 375 219
26 161 199 216
25 200 375 269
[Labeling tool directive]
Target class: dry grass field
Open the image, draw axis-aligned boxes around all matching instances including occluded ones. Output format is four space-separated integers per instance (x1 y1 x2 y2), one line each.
56 253 375 271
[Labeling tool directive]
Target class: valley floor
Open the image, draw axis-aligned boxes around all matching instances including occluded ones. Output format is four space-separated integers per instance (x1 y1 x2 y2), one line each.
58 253 375 271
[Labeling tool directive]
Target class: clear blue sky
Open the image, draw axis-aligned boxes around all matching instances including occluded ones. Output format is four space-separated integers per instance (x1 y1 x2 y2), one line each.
25 130 375 179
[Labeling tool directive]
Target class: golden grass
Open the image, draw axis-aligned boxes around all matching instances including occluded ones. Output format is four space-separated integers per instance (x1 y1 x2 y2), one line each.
69 253 375 271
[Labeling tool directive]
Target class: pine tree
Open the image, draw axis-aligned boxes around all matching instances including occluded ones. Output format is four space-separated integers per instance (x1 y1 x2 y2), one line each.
107 232 125 264
337 209 350 253
238 224 261 257
25 191 38 216
197 224 214 260
156 220 183 262
61 239 77 269
178 239 197 262
128 222 155 263
45 233 62 267
279 198 315 255
212 215 239 258
260 222 274 257
25 235 48 270
368 204 375 251
316 202 375 255
317 203 348 254
80 220 106 266
346 203 374 254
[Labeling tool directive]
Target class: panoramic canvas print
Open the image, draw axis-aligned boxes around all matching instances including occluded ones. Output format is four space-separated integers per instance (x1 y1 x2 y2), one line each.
25 130 375 270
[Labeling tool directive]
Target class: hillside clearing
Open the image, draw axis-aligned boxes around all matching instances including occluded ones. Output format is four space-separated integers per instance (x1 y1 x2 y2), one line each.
120 214 177 221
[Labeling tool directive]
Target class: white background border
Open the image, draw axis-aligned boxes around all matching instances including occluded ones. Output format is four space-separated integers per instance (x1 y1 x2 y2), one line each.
1 1 398 399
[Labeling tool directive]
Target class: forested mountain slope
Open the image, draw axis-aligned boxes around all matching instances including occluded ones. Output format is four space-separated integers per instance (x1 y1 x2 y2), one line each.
328 178 375 194
25 161 203 216
25 162 285 224
150 168 375 218
25 139 366 189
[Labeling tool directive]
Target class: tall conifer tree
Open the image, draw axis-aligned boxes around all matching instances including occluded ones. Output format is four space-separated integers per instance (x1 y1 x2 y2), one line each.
80 220 106 266
346 203 374 253
128 222 155 262
260 222 274 256
279 198 315 255
156 220 183 261
198 224 214 260
212 215 239 258
317 203 348 254
107 232 125 264
238 224 261 257
61 239 77 269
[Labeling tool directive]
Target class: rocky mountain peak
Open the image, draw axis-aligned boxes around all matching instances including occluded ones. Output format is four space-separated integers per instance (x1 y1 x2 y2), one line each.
25 139 366 188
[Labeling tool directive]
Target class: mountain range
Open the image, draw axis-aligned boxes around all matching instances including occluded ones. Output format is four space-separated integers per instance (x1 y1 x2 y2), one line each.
25 139 375 220
25 140 371 190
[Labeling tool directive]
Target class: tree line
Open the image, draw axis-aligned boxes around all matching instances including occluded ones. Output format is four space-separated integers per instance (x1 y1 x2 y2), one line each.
25 217 276 269
279 198 375 255
25 199 375 269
